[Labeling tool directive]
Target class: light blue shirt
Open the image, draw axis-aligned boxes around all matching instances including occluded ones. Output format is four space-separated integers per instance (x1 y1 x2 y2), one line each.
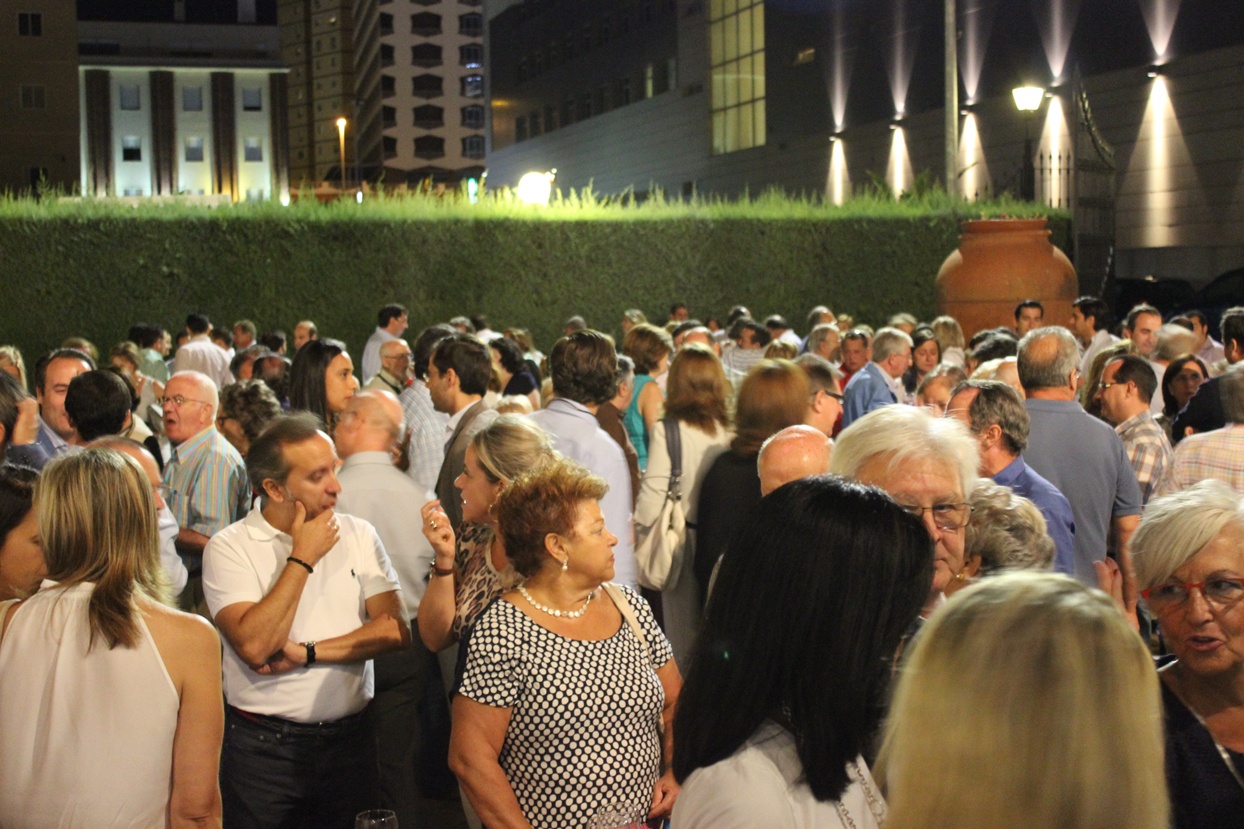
164 426 251 541
529 398 637 587
841 362 898 428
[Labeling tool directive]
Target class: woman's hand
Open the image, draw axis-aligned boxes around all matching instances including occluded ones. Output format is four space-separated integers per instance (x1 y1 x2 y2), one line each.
420 499 456 563
1094 557 1140 632
649 769 680 818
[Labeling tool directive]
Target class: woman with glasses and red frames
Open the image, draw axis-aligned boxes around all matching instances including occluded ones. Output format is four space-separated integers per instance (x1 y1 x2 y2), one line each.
1133 479 1244 828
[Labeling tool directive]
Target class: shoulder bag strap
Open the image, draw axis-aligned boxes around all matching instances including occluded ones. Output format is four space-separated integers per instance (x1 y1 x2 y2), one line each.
602 583 651 664
663 417 682 498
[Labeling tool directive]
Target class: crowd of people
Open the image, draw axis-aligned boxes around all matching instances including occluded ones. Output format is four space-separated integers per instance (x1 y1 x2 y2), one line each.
0 295 1243 829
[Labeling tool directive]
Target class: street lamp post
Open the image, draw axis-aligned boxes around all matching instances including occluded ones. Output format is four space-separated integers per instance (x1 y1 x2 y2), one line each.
1012 86 1044 201
336 117 347 193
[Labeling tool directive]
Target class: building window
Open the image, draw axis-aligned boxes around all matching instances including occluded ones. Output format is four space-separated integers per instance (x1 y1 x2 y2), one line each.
709 0 765 155
461 104 484 128
459 13 482 37
382 136 397 159
413 104 444 128
184 136 204 162
461 74 483 98
576 92 591 121
182 86 203 111
380 43 394 67
18 12 42 36
561 96 574 126
515 116 527 142
412 43 442 66
413 74 443 98
411 12 441 35
122 136 142 162
381 75 396 97
119 84 141 111
645 63 655 99
460 44 483 68
244 137 263 162
242 87 262 111
414 135 444 159
462 135 484 159
379 12 393 35
529 111 541 137
382 105 396 128
19 85 44 109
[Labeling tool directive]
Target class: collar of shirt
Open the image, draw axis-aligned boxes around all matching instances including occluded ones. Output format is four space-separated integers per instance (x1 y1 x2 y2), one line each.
39 416 68 450
168 425 218 465
243 505 294 544
993 454 1028 487
340 450 394 472
545 397 593 418
374 369 404 394
444 403 471 437
1115 410 1155 437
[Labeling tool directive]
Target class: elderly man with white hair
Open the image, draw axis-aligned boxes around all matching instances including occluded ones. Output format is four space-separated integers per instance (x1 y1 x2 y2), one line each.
757 425 832 495
162 369 251 613
841 326 912 428
831 405 978 616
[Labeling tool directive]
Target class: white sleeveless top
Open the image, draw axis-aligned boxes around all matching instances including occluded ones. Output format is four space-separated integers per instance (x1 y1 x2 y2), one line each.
0 581 180 829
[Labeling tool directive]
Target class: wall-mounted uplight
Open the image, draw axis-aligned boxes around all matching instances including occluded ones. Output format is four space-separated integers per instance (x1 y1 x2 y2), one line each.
1012 86 1045 113
1147 64 1164 78
516 169 556 205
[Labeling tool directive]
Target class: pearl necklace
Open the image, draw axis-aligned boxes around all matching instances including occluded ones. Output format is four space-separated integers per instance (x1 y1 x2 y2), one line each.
517 584 595 619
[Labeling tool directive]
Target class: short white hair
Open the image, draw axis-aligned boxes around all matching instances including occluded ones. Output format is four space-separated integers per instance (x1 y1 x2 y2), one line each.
168 370 219 417
830 405 978 500
1132 479 1244 592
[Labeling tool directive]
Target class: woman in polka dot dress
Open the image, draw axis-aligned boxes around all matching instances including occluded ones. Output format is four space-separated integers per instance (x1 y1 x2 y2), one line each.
451 459 681 829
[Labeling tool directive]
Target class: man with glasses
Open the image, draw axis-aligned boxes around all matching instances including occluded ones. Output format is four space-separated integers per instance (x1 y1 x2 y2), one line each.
1096 355 1173 505
830 404 979 618
1017 327 1142 596
162 370 250 614
363 339 411 396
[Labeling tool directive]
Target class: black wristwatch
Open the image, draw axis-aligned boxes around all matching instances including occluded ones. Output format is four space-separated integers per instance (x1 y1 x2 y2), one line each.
302 641 317 667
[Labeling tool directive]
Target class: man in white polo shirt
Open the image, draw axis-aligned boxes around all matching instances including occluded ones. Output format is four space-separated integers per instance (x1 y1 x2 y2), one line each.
203 413 409 829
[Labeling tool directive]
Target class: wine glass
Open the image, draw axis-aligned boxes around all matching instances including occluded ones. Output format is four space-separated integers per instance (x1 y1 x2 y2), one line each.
586 802 645 829
355 809 398 829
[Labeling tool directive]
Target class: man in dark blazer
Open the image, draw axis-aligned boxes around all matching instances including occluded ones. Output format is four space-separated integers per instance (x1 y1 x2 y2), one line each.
427 333 497 530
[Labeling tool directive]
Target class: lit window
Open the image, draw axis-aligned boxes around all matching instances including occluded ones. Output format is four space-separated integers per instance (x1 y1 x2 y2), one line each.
461 74 483 98
20 85 45 109
122 136 142 162
119 84 141 111
460 44 483 68
244 137 263 162
183 86 203 111
18 12 42 36
242 87 262 111
184 136 204 162
709 0 766 155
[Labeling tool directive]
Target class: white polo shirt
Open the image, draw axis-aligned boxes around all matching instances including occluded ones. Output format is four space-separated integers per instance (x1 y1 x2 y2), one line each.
204 509 401 723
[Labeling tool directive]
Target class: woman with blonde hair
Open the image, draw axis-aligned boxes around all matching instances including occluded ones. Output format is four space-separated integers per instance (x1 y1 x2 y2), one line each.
930 315 966 367
1132 480 1244 826
693 359 809 601
877 572 1168 829
634 343 732 664
419 414 557 651
0 449 223 828
622 323 674 470
0 346 28 391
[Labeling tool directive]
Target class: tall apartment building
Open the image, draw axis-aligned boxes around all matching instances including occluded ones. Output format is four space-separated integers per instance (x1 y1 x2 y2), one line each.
377 0 486 185
279 0 483 188
1 3 81 193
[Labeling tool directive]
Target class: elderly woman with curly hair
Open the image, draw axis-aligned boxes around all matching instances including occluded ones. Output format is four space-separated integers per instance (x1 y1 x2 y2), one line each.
216 380 283 457
451 458 680 829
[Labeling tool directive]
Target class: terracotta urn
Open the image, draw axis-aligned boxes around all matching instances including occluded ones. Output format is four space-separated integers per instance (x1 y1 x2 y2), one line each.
935 218 1077 342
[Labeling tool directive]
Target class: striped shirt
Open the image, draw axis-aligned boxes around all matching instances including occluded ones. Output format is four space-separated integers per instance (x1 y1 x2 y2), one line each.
1161 424 1244 497
164 426 250 538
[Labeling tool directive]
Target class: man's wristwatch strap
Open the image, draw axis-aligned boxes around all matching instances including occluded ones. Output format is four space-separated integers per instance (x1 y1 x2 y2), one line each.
302 641 317 667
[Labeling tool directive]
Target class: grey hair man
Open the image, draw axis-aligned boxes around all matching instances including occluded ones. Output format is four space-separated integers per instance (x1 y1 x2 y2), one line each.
841 327 912 428
1017 327 1142 599
757 425 832 495
805 323 841 363
794 354 843 436
831 405 979 616
945 379 1075 573
333 390 435 829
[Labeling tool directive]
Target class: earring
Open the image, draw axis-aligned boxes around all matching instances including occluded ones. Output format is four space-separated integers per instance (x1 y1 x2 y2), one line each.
561 557 569 572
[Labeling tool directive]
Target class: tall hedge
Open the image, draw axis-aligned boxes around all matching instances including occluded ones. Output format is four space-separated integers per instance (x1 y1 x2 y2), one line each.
0 198 1071 363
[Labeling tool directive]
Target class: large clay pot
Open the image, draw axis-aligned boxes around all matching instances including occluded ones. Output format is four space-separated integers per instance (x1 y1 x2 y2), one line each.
936 218 1077 342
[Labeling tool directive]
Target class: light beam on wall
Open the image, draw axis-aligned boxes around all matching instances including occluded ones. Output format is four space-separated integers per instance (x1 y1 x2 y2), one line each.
1039 94 1067 207
958 113 990 200
958 0 997 103
828 138 850 205
1031 0 1082 84
888 127 913 196
1139 0 1182 61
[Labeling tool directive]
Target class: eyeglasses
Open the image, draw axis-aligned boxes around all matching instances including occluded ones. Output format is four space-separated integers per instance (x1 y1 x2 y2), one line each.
154 484 174 500
1142 578 1244 608
1097 380 1120 391
158 394 209 409
813 388 844 402
896 502 972 530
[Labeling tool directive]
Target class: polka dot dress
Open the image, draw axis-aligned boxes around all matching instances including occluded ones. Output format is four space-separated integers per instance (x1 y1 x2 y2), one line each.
458 584 673 829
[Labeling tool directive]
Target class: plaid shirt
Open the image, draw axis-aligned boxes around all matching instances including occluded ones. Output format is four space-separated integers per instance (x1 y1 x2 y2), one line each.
1115 410 1173 505
1160 424 1244 497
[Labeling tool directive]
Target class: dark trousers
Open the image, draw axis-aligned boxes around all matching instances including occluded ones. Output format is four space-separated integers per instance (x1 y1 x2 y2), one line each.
368 621 430 828
222 705 378 829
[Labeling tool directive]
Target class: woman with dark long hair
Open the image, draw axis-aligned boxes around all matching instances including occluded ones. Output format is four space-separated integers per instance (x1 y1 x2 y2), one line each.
672 476 932 827
288 337 358 429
